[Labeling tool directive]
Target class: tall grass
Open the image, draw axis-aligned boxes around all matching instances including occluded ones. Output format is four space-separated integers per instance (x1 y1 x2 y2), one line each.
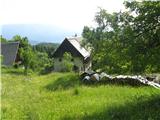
1 68 160 120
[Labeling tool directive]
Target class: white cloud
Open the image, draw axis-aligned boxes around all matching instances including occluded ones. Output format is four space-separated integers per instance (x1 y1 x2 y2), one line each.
0 0 125 31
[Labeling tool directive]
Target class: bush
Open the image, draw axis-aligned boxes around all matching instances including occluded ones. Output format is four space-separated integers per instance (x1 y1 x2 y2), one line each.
40 65 54 74
61 52 74 72
13 63 20 68
73 87 79 95
30 52 54 73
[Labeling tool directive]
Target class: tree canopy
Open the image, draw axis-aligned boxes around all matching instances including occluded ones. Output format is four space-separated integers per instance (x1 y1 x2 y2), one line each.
32 42 59 58
82 1 160 74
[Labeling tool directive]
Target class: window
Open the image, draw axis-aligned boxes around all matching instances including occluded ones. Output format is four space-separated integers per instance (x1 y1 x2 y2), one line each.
71 58 74 62
73 65 78 72
59 58 62 62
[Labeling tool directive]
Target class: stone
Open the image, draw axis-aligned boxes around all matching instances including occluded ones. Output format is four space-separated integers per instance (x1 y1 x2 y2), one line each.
82 76 90 82
90 73 100 81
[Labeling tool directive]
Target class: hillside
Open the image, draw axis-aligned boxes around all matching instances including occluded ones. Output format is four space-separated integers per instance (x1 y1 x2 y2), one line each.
32 42 60 57
34 42 59 47
1 68 160 120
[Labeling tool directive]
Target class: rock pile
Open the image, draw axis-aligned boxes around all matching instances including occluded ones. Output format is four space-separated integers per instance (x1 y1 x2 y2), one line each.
81 71 160 89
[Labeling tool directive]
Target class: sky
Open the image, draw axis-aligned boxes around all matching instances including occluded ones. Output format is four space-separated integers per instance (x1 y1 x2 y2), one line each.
0 0 125 43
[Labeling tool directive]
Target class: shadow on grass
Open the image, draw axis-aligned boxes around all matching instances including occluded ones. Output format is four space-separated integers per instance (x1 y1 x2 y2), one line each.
39 66 54 75
82 80 146 88
62 94 160 120
45 73 81 91
99 80 147 87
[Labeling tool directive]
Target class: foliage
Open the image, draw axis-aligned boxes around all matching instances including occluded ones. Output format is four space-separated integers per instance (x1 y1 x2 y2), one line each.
61 52 74 72
32 42 59 58
82 1 160 74
7 35 54 74
11 35 30 49
0 55 3 64
10 35 31 59
3 35 33 74
0 35 7 43
19 46 34 74
31 52 54 73
1 68 160 120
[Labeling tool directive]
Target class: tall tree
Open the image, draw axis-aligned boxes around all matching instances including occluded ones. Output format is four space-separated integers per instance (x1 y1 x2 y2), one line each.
11 35 34 74
20 46 33 74
0 35 7 43
82 1 160 74
61 52 74 72
124 1 160 73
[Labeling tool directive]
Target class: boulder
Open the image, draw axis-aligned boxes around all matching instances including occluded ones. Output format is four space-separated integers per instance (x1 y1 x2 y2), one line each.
100 72 112 83
80 71 160 89
81 70 95 79
153 75 160 84
82 76 90 82
90 73 100 81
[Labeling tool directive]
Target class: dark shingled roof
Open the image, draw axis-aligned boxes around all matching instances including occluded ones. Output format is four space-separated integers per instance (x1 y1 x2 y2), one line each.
1 42 19 66
53 37 90 59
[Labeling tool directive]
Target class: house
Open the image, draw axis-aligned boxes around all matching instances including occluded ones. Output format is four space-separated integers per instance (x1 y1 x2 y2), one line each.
53 37 91 72
1 42 20 66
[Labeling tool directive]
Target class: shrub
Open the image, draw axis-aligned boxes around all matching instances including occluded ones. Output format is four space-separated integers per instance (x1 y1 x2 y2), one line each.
73 87 79 95
61 52 74 72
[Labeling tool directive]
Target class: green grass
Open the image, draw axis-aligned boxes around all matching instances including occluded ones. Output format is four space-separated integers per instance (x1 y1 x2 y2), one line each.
1 68 160 120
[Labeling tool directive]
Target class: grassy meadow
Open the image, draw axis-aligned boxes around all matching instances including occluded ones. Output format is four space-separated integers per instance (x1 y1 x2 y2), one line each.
1 68 160 120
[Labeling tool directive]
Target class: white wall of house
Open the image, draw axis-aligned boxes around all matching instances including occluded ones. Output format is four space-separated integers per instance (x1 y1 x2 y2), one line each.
73 57 84 72
84 61 92 71
54 57 85 72
54 58 63 72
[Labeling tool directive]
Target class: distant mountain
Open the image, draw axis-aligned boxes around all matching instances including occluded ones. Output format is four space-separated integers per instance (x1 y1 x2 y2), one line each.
34 42 60 48
1 24 82 44
32 42 60 58
30 40 43 45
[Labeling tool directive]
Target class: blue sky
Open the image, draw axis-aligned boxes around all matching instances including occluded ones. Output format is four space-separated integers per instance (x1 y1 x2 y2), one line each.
1 24 82 44
0 0 125 44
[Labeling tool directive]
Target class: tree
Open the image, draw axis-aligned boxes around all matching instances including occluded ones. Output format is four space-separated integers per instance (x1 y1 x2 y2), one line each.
20 46 34 74
61 52 74 72
30 52 53 72
82 1 160 74
10 35 34 74
0 35 7 43
124 1 160 73
32 43 59 58
0 55 3 65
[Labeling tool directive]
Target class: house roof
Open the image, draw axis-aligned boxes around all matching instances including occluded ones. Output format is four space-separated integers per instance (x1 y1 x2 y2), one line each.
1 42 19 66
53 37 90 59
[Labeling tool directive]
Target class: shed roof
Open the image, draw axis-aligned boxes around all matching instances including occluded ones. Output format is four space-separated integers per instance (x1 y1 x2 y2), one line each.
53 37 90 58
1 42 19 66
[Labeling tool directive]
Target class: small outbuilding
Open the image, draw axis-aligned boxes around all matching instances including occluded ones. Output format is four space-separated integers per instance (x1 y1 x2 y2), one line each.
53 37 92 72
1 42 20 66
